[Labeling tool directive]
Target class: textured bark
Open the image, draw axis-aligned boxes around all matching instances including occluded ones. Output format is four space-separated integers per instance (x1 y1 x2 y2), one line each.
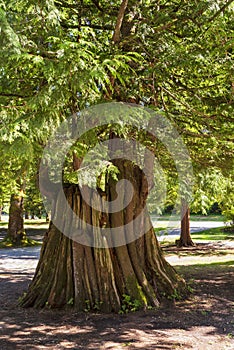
7 193 26 245
112 0 129 44
20 161 187 312
177 200 195 247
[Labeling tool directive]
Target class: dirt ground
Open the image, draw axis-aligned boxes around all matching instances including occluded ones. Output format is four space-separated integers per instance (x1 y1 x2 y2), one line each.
0 242 234 350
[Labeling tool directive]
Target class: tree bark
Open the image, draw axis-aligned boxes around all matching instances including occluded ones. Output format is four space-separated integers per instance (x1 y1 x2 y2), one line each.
176 200 195 247
20 160 187 312
7 192 26 245
46 212 50 222
112 0 129 44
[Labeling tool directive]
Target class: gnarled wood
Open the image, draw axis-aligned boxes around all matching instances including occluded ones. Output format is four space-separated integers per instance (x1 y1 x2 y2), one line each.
20 160 187 312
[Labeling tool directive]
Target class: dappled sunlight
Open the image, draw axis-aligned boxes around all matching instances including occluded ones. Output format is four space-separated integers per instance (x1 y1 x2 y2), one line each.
0 302 233 349
0 232 234 349
166 254 234 266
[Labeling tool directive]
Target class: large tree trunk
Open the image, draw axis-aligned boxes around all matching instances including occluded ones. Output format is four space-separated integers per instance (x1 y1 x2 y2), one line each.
20 160 187 312
7 192 26 245
176 200 195 247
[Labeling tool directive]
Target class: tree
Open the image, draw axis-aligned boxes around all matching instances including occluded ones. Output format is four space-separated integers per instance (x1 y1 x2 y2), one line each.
24 170 45 219
0 136 36 244
1 0 233 310
177 200 194 247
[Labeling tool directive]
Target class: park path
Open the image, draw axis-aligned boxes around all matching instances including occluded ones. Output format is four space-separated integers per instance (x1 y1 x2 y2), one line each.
0 246 40 274
0 220 226 273
0 221 233 350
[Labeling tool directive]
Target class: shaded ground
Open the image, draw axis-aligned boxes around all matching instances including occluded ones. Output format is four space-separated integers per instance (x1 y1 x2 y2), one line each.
0 239 234 350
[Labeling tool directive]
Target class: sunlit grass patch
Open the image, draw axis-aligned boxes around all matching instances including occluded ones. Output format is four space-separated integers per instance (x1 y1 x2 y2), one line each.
0 236 42 249
192 227 233 241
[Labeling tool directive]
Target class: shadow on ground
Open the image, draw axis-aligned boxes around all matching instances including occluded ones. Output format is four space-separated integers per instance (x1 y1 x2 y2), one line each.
0 260 234 350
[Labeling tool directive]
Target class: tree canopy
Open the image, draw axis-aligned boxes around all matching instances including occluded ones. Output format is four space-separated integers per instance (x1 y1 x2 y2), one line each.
1 0 234 312
0 0 233 215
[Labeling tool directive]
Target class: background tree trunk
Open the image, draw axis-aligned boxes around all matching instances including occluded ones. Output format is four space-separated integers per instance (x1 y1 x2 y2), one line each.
46 212 50 222
177 200 195 247
20 161 188 312
7 192 26 245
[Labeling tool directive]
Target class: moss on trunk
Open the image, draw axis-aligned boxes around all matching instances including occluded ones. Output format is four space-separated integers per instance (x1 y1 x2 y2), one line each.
20 161 188 312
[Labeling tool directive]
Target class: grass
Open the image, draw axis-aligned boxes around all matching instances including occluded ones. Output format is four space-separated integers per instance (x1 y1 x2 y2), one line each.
154 227 168 233
174 258 234 275
0 236 41 249
0 220 49 234
0 219 232 249
156 226 234 245
152 214 224 222
0 219 48 249
191 226 234 241
0 219 48 228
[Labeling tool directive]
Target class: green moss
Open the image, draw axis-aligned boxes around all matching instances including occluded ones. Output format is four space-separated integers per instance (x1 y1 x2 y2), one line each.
124 275 148 310
119 294 143 314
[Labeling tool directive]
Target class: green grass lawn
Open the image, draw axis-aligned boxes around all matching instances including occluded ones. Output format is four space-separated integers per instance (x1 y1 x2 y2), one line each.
0 219 49 229
0 219 48 248
191 226 234 241
152 214 224 222
1 219 232 248
157 226 234 246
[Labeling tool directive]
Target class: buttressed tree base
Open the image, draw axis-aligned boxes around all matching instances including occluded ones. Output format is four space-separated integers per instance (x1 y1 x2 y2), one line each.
20 160 187 312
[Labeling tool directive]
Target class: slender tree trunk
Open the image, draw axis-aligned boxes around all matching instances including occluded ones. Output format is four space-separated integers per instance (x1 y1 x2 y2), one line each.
177 200 195 247
25 211 29 220
20 160 188 312
0 205 2 221
7 192 26 245
46 212 50 222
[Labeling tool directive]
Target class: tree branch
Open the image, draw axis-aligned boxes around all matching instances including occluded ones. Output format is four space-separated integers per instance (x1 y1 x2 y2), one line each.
91 0 104 12
0 92 31 98
112 0 129 44
201 0 234 36
60 21 113 30
207 0 234 24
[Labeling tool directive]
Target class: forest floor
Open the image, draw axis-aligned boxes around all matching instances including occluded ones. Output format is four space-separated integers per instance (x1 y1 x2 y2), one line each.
0 225 234 350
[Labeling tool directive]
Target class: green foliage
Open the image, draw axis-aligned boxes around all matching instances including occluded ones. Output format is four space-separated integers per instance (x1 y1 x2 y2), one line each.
84 299 103 312
191 169 227 214
219 177 234 227
66 297 74 306
223 209 234 226
119 294 142 314
166 289 182 301
0 0 233 216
